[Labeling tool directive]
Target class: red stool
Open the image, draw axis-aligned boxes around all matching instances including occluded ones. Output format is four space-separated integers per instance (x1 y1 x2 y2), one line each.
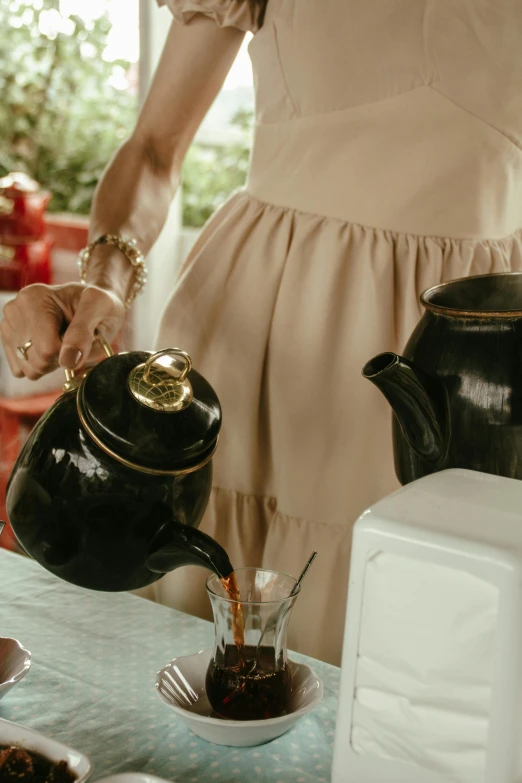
0 390 60 551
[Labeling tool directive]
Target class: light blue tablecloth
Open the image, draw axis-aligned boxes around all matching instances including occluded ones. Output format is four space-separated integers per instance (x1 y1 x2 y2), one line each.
0 550 339 783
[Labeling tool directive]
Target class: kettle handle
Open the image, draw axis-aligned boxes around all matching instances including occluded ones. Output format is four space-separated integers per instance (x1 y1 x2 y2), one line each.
63 332 114 392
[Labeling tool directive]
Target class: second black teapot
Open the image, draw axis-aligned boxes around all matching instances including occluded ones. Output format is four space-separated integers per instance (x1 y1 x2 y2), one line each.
363 272 522 485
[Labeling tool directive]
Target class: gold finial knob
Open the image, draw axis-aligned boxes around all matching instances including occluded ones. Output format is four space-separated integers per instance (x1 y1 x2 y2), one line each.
128 349 194 412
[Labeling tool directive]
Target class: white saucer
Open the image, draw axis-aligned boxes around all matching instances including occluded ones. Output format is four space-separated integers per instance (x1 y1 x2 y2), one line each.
0 638 31 701
155 648 323 747
94 774 176 783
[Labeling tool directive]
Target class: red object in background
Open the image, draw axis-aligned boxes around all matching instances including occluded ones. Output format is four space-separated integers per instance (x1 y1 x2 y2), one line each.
0 172 53 291
0 391 60 551
0 172 51 239
0 237 52 289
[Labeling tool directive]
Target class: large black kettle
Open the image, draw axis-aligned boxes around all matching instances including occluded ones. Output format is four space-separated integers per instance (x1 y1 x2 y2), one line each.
363 272 522 485
5 340 234 591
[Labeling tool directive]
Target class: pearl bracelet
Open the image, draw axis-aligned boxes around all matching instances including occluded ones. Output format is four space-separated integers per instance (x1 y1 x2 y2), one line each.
78 234 148 308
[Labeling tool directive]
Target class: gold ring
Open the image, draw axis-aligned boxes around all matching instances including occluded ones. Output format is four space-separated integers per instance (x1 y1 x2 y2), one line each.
17 340 32 361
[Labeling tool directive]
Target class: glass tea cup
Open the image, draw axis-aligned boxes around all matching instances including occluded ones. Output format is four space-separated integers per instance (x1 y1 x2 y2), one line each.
205 567 299 721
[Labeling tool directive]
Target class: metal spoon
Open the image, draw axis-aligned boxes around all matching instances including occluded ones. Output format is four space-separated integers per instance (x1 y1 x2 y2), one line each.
289 551 317 598
247 551 318 674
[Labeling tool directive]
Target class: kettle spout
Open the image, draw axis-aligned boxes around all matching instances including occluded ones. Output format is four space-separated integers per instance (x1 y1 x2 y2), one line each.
362 352 447 462
145 520 233 579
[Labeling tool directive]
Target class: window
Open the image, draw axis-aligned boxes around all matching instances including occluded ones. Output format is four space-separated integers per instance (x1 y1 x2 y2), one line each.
0 1 254 227
0 0 139 214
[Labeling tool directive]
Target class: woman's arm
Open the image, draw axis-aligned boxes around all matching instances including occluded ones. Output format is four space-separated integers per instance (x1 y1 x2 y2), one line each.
87 15 245 303
0 15 245 377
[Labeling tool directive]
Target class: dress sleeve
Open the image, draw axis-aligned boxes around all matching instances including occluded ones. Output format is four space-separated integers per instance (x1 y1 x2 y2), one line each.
157 0 259 33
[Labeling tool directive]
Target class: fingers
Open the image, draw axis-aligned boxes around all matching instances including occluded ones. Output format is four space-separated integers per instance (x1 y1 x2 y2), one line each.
58 286 124 369
2 288 63 380
0 283 125 382
0 319 24 378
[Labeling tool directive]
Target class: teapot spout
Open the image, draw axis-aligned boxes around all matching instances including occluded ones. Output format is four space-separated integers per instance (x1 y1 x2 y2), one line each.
145 520 233 579
362 353 447 462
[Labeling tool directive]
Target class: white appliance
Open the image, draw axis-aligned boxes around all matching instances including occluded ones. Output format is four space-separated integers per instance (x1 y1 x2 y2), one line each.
332 469 522 783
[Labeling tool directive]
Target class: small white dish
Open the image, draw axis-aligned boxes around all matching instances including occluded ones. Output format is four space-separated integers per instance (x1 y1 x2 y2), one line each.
0 637 31 701
0 717 92 783
94 775 176 783
155 648 323 747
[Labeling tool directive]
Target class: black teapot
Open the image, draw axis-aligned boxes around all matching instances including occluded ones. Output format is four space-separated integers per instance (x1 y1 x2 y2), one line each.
5 341 234 591
363 272 522 485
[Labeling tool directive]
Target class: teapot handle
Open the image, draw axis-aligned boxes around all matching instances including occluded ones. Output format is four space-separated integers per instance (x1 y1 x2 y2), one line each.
63 332 114 392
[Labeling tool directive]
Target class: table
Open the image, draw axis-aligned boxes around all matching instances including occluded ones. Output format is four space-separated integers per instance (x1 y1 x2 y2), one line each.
0 550 340 783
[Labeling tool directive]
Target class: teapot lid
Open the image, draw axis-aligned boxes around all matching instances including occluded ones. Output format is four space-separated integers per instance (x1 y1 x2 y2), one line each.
77 349 221 474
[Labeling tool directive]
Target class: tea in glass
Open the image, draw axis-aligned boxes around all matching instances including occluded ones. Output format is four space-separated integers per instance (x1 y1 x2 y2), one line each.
206 568 298 720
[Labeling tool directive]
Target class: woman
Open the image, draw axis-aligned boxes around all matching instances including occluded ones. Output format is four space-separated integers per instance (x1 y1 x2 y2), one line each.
2 0 522 664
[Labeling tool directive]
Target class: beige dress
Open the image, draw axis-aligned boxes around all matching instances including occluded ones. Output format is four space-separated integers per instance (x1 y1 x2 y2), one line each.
151 0 522 665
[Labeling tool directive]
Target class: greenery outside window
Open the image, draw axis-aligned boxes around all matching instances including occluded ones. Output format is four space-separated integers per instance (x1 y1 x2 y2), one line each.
0 0 254 229
0 0 137 215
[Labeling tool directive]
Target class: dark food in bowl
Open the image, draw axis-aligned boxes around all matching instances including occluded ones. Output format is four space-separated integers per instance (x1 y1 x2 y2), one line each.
0 746 77 783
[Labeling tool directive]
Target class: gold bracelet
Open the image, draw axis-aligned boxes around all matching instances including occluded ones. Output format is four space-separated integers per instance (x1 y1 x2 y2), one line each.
78 234 148 308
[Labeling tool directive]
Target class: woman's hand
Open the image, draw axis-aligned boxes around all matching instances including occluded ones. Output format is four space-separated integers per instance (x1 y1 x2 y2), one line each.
0 282 125 380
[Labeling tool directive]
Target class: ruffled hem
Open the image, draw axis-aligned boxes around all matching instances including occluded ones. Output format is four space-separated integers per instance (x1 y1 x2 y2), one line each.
157 0 258 33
